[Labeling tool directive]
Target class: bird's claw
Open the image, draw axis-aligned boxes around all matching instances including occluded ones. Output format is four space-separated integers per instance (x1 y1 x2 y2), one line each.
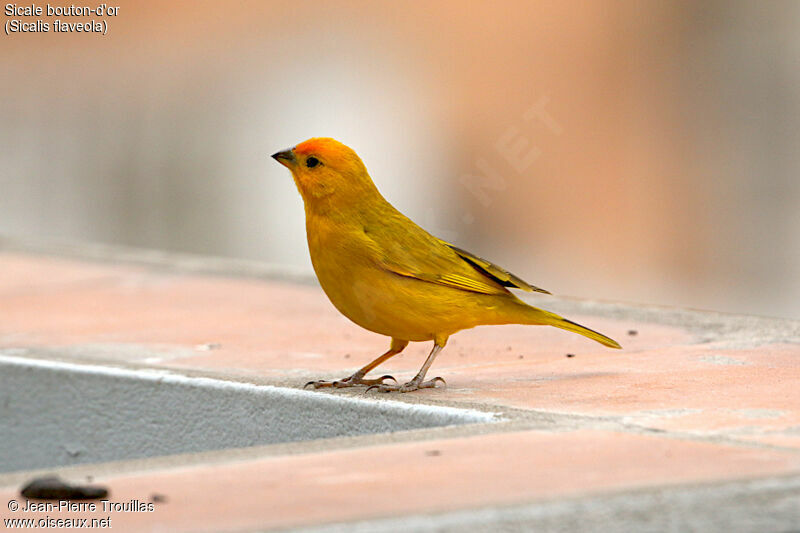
429 376 447 387
304 374 396 390
353 374 396 386
365 376 446 393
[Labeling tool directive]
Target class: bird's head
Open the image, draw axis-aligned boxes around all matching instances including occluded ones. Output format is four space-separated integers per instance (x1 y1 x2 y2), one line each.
271 138 378 208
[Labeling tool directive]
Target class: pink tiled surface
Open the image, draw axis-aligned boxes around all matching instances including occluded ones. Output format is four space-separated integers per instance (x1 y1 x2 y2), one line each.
2 431 797 532
1 251 799 531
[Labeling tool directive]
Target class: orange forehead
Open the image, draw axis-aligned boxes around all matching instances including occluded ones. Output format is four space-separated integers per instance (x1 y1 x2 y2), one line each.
293 137 348 157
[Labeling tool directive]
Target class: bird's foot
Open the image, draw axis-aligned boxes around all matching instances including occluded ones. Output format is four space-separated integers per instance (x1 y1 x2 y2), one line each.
304 373 396 390
366 376 446 393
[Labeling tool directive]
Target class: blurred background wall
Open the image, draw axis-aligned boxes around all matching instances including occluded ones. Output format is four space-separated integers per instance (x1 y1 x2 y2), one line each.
2 0 799 319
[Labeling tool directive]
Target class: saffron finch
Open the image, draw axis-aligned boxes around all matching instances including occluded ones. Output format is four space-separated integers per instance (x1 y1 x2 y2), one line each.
272 138 621 393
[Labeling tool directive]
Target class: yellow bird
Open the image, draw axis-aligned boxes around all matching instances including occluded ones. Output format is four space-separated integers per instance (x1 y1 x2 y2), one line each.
272 138 620 392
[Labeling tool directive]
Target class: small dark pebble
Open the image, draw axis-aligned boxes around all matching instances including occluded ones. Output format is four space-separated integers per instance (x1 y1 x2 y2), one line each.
425 450 442 456
344 353 350 359
518 355 524 359
195 343 221 351
151 493 168 503
628 330 638 336
21 476 108 500
506 346 512 351
566 353 575 358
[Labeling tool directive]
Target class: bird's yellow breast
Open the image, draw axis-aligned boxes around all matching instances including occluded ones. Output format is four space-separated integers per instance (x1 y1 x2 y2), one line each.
305 213 521 341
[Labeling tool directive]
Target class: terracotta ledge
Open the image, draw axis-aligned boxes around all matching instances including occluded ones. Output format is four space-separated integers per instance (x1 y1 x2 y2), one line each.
0 239 798 532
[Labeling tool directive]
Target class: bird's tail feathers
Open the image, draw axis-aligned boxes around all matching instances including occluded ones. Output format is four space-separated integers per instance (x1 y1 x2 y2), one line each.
522 307 621 349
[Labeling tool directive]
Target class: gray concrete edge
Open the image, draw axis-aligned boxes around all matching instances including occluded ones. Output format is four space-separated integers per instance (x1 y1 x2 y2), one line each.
286 474 800 533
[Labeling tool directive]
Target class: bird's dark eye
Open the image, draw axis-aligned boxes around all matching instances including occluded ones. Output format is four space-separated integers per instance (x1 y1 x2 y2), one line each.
306 156 319 168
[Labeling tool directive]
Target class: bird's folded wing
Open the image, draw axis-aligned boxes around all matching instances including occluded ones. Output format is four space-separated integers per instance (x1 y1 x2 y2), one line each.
362 218 547 296
363 226 509 295
382 262 510 295
439 240 551 294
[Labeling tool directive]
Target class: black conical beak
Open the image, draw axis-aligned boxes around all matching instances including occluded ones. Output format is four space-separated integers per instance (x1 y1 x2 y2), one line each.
271 148 296 168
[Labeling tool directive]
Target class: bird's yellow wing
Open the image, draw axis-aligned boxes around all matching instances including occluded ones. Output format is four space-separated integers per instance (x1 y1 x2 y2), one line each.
363 210 545 296
384 263 509 295
439 240 551 294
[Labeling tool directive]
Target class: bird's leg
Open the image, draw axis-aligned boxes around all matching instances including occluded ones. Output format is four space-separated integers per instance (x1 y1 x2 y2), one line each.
304 339 408 389
367 339 447 393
